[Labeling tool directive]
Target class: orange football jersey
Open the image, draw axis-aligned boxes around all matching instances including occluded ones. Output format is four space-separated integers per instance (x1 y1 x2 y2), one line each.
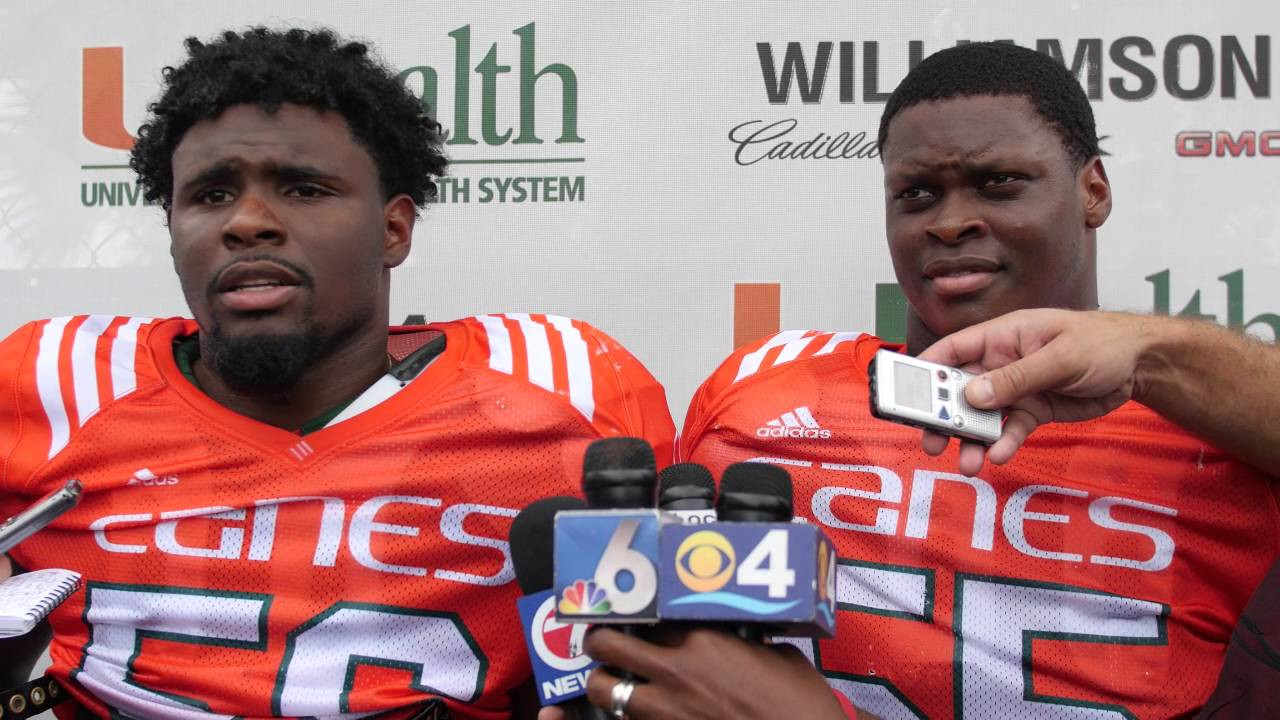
680 330 1280 720
0 313 674 720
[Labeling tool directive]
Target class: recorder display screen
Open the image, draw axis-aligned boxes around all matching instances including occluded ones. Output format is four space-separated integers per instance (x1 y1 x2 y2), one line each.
893 362 932 413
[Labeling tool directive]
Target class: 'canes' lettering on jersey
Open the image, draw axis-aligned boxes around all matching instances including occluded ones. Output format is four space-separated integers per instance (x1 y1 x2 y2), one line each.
680 330 1280 720
0 313 675 720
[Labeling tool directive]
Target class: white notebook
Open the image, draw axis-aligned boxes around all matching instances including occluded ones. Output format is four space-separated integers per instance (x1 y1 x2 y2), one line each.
0 568 81 637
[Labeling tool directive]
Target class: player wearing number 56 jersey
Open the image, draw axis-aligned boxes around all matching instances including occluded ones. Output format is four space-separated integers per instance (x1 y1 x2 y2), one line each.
679 42 1280 719
0 313 672 720
0 28 675 720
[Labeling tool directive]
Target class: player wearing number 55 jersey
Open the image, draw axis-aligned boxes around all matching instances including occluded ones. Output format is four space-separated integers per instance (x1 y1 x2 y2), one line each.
680 42 1279 719
0 28 674 720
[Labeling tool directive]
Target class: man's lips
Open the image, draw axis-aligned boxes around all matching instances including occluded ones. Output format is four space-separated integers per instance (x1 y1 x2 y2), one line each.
214 261 304 313
922 257 1002 296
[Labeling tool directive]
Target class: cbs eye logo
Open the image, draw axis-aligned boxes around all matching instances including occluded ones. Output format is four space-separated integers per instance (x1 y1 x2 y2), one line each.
674 530 736 592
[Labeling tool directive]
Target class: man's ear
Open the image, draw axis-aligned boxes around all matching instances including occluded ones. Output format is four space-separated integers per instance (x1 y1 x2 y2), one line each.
382 194 416 268
1081 156 1112 229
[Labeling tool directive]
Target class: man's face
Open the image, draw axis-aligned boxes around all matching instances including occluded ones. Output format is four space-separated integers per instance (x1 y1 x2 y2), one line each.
168 104 413 388
882 95 1110 340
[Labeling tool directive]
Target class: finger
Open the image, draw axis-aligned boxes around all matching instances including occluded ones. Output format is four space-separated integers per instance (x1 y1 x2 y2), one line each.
584 628 671 681
985 407 1040 465
921 430 949 456
586 667 656 720
537 707 566 720
956 442 987 476
918 322 992 367
969 342 1079 409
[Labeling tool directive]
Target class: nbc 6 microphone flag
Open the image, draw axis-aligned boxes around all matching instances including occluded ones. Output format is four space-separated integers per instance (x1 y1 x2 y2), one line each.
554 510 664 623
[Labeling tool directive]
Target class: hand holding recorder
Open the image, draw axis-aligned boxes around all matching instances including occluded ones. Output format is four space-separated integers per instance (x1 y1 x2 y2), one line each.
911 308 1280 477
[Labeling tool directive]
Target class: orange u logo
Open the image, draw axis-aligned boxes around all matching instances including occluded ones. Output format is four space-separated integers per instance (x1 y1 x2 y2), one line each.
83 47 135 150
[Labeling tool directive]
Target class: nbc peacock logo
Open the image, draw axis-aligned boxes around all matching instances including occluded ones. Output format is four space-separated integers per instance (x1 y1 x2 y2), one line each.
558 579 611 615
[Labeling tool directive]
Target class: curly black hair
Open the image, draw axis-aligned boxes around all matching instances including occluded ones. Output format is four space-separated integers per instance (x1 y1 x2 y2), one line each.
130 27 447 209
878 42 1099 167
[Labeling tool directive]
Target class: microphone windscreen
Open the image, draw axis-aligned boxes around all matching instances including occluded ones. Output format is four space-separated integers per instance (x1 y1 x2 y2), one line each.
510 496 586 595
717 462 794 522
657 462 716 510
582 437 655 478
581 437 657 508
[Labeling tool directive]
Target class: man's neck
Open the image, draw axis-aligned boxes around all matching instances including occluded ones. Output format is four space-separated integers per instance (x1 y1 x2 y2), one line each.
192 329 390 431
904 313 937 357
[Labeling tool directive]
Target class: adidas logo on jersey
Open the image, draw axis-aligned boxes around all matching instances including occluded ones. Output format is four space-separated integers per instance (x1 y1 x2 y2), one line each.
127 468 178 487
756 406 831 439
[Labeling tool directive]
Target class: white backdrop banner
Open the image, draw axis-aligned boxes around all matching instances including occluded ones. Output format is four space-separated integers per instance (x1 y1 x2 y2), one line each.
1 1 1277 424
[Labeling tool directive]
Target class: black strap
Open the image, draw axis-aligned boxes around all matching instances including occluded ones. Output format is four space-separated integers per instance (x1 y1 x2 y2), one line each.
403 699 451 720
0 676 69 720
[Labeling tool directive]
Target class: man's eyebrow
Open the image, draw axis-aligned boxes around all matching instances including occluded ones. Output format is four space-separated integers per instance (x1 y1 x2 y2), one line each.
272 164 341 182
175 162 340 193
177 161 238 193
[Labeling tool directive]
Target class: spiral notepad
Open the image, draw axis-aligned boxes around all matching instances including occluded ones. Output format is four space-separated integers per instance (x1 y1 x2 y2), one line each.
0 568 81 637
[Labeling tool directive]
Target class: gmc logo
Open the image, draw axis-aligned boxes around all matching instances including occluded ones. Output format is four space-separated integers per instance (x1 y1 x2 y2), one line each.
1176 130 1280 157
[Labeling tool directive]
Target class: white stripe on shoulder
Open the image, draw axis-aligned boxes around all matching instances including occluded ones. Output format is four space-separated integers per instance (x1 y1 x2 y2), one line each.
477 314 514 375
109 317 149 400
70 314 114 425
35 317 73 460
812 332 862 356
546 315 594 422
507 313 554 392
733 330 812 383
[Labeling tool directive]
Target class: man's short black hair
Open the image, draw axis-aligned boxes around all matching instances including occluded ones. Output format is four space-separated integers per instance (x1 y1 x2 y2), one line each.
878 41 1100 167
131 27 447 209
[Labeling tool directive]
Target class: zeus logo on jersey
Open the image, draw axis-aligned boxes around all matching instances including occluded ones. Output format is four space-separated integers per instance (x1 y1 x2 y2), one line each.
756 406 832 439
89 495 519 587
752 457 1179 573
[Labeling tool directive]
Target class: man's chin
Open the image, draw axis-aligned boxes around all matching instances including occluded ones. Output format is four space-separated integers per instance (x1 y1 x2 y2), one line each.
204 329 323 392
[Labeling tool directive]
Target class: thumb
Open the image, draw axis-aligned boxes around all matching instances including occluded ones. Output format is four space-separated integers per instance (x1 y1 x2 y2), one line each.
968 345 1076 409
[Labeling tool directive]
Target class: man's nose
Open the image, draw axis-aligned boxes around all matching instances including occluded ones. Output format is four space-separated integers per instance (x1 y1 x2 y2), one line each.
221 192 285 248
924 194 988 245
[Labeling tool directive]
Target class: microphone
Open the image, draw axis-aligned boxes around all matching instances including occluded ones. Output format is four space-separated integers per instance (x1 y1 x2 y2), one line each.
658 461 837 638
657 463 716 510
557 437 662 682
716 463 794 642
715 462 793 523
512 496 583 595
510 497 607 717
582 437 657 509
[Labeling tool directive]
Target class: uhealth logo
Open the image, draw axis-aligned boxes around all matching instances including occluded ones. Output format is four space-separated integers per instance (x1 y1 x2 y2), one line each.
530 595 592 672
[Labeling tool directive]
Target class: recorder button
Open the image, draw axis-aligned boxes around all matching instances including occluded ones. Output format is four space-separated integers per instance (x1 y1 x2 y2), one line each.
953 416 965 428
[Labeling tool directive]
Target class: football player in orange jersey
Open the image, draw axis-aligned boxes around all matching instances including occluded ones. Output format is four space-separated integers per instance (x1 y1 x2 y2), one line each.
568 41 1279 720
0 28 674 719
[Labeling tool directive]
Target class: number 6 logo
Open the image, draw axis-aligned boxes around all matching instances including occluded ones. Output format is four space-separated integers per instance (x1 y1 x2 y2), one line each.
594 519 658 615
